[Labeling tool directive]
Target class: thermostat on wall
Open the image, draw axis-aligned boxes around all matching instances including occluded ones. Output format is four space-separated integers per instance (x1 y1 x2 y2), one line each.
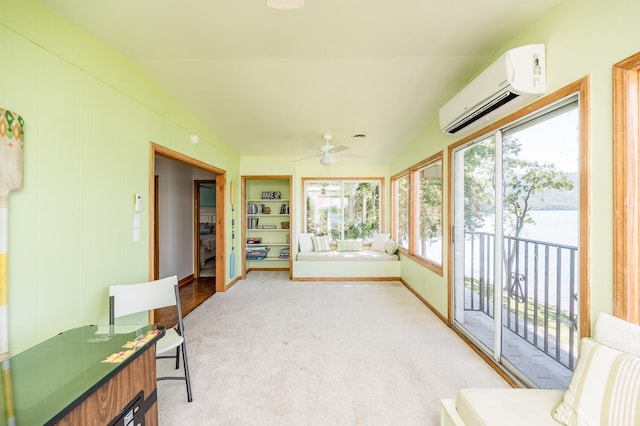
134 194 142 211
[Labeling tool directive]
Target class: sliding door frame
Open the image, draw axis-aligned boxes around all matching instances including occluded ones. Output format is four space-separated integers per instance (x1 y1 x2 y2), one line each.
447 76 592 341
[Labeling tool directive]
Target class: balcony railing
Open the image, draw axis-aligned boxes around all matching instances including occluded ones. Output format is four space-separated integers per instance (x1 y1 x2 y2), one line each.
465 231 579 371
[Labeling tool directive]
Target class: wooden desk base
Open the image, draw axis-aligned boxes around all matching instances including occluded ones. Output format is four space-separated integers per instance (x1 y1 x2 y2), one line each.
57 344 158 426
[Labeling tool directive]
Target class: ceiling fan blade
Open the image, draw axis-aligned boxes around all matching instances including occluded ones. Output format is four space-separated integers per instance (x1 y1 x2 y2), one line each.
330 145 350 154
295 153 322 162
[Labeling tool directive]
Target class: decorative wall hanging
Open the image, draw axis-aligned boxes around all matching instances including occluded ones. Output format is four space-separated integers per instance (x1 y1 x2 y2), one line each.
0 107 24 424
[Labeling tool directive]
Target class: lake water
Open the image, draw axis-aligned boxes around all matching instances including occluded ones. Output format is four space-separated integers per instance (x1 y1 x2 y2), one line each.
480 210 579 247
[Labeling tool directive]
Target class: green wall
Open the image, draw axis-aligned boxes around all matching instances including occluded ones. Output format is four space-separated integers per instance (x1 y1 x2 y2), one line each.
391 0 640 327
0 0 239 354
2 0 637 355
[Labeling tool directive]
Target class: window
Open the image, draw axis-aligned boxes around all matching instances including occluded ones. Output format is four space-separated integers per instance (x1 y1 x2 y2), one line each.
304 178 382 240
391 173 409 250
391 152 444 273
414 158 443 265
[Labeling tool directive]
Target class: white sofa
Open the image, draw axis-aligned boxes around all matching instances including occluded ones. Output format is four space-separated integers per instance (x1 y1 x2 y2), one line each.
441 313 640 426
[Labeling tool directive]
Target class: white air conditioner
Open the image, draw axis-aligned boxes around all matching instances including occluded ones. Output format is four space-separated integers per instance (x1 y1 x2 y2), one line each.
439 44 546 135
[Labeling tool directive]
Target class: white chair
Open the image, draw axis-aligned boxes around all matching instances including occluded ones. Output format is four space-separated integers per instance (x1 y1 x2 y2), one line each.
109 275 193 402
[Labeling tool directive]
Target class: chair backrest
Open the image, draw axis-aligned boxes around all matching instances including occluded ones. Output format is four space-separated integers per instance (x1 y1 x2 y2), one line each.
109 275 179 321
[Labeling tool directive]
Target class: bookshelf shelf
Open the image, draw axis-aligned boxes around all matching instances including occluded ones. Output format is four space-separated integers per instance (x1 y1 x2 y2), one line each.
242 176 292 274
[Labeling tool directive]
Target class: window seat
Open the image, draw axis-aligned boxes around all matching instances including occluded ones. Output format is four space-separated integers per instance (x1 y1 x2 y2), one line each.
292 234 400 280
293 249 400 280
296 250 398 261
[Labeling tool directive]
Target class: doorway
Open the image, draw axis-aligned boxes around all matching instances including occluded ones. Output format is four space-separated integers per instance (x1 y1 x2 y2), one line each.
150 143 226 294
195 180 217 278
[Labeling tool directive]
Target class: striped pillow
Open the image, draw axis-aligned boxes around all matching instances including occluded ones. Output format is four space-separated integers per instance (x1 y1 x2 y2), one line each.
385 239 398 255
311 235 332 252
552 338 640 425
336 239 363 252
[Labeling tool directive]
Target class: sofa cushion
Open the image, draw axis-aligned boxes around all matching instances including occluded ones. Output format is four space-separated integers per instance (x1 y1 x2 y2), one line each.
371 233 390 252
296 250 398 261
553 338 640 425
457 388 563 426
311 235 332 252
298 233 314 252
593 312 640 356
336 239 363 251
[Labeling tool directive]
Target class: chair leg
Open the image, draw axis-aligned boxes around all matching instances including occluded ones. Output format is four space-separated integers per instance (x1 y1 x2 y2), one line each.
181 342 193 402
175 346 180 370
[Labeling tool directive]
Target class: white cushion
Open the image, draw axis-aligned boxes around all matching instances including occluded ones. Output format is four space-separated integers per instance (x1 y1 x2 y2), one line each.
370 233 390 252
594 312 640 356
311 235 332 252
553 338 640 425
296 250 398 261
336 239 363 252
457 388 564 426
298 233 313 252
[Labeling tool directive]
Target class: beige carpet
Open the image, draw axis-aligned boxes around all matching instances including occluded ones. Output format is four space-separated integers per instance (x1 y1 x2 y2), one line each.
157 271 508 425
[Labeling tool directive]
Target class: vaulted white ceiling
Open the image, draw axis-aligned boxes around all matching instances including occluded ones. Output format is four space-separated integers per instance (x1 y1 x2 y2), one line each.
41 0 564 164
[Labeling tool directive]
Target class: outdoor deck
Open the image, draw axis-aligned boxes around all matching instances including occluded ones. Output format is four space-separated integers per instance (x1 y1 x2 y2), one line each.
460 306 573 390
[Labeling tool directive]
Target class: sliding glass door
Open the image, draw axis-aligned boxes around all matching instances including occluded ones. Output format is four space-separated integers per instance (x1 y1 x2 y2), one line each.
452 96 580 389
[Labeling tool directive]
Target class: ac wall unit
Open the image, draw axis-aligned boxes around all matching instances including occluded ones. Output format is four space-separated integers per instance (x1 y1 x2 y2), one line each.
439 44 546 135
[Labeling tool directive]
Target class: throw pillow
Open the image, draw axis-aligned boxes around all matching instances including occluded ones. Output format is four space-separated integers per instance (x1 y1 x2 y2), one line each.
594 312 640 356
298 233 313 252
311 235 332 252
385 239 398 255
552 338 640 425
336 239 363 252
371 233 390 252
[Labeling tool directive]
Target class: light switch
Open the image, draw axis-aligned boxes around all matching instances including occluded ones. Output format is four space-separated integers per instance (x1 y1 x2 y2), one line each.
133 214 140 229
134 194 142 211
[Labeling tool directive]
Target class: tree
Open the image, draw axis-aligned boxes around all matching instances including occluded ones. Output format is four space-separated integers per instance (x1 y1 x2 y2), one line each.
462 135 575 292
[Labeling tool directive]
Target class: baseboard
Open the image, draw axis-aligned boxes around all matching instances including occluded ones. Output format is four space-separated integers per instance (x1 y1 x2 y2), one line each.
247 268 290 272
178 274 195 287
291 276 400 282
400 278 449 323
225 276 242 291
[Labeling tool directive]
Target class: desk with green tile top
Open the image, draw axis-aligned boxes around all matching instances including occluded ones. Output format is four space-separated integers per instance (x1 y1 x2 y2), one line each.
0 324 164 425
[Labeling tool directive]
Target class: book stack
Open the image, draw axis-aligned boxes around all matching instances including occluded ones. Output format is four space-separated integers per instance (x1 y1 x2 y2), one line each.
246 247 270 260
279 248 290 259
247 217 259 229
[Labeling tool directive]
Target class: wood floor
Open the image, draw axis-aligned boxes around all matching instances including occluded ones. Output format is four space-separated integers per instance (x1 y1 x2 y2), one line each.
153 276 216 327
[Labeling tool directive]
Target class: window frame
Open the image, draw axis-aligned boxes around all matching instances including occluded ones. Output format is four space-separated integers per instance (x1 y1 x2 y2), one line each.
390 171 410 251
391 152 444 276
302 177 385 241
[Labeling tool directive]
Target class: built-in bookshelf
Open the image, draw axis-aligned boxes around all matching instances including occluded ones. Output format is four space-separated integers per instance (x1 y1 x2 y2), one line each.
242 176 292 276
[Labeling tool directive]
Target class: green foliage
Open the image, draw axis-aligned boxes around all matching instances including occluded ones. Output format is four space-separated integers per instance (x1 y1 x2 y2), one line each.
420 168 442 242
305 180 380 239
462 135 574 238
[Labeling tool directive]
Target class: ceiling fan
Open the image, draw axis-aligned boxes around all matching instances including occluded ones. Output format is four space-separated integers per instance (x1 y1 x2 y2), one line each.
297 134 350 165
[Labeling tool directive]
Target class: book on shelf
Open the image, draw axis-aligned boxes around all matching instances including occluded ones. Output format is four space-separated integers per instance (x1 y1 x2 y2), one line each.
247 203 266 214
279 247 290 259
246 246 270 260
279 203 289 214
247 217 259 229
